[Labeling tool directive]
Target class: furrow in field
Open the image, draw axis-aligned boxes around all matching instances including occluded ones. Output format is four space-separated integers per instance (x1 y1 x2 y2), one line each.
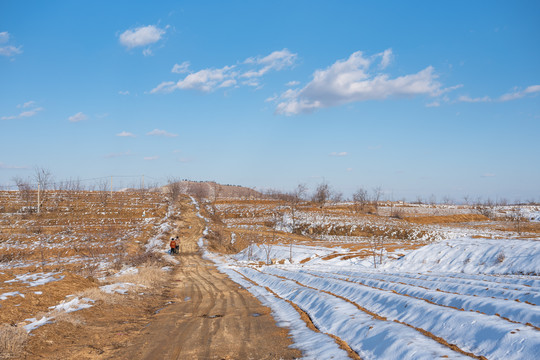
261 267 540 360
321 269 540 305
298 268 540 328
237 267 471 360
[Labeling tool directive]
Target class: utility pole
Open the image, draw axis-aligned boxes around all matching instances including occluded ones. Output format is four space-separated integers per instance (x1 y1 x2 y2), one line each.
142 174 144 191
37 182 40 214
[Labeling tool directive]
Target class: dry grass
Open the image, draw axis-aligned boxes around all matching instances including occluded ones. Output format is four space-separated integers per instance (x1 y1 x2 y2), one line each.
78 287 123 305
0 324 28 359
115 265 168 289
404 214 489 224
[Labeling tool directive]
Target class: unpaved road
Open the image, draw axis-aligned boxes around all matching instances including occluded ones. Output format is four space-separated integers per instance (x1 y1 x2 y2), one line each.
112 199 301 360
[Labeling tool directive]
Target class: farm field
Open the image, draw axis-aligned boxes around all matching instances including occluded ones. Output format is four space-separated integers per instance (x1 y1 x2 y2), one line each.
203 198 540 359
1 189 539 359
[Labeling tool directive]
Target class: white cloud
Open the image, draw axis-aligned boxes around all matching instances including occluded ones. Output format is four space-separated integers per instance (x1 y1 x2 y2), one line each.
426 101 440 107
0 44 22 57
0 31 22 57
118 90 130 95
68 112 88 122
0 32 9 43
119 25 166 49
457 95 491 103
265 94 278 102
151 49 296 94
17 100 35 108
456 85 540 103
150 81 177 94
378 48 393 69
1 102 43 120
286 81 300 87
241 49 297 78
19 108 44 118
329 152 348 157
275 50 443 115
152 66 237 93
499 85 540 102
481 173 496 178
172 61 190 74
146 129 178 137
117 131 136 137
346 167 353 172
144 156 159 161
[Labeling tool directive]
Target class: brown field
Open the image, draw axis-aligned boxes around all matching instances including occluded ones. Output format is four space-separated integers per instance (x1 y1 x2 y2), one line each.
1 188 538 358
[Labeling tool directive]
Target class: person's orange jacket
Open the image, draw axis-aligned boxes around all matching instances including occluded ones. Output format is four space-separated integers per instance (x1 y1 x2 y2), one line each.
170 240 177 248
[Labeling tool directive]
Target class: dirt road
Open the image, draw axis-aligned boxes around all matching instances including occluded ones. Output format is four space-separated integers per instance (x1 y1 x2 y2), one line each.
112 199 301 360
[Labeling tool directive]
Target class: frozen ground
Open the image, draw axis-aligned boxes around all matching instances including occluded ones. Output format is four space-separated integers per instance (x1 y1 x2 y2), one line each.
203 232 540 359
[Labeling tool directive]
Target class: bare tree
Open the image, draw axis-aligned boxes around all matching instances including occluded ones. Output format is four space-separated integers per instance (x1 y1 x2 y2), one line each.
33 167 53 213
166 177 182 203
371 186 383 215
509 205 526 235
34 167 53 191
210 182 221 215
368 235 387 268
289 183 307 233
12 176 33 208
475 198 496 219
442 196 453 205
96 178 109 206
352 187 368 213
191 182 209 200
312 181 331 208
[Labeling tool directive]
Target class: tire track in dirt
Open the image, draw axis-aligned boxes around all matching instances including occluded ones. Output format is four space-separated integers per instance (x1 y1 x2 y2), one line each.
110 197 300 360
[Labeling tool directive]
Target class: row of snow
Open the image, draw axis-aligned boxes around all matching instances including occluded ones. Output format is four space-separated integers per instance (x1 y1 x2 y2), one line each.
198 205 540 360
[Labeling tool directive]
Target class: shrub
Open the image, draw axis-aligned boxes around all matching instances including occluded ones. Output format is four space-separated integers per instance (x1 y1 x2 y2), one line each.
0 324 28 359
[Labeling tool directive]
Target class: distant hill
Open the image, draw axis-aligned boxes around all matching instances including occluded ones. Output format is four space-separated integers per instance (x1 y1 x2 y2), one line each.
161 181 262 199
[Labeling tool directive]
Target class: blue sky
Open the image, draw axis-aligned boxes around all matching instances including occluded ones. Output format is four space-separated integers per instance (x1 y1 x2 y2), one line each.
1 0 539 202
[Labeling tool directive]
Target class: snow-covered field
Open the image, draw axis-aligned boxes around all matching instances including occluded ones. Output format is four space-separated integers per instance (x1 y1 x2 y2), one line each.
204 200 540 359
203 239 540 360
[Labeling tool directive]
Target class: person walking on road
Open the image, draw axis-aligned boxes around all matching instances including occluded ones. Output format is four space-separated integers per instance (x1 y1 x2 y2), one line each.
175 236 180 255
170 237 177 255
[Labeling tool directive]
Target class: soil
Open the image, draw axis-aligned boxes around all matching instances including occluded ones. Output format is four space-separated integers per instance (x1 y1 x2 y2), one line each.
21 197 300 360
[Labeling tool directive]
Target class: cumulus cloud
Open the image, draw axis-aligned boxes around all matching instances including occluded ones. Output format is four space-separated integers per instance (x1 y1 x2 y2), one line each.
456 85 540 103
329 152 348 157
152 66 237 93
499 85 540 102
0 31 22 57
274 50 444 115
68 112 88 122
457 95 491 103
172 61 190 74
143 156 159 161
241 49 297 78
151 49 296 94
119 25 166 49
378 48 393 69
1 102 43 120
118 90 130 95
286 80 300 87
116 131 136 137
146 128 178 137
